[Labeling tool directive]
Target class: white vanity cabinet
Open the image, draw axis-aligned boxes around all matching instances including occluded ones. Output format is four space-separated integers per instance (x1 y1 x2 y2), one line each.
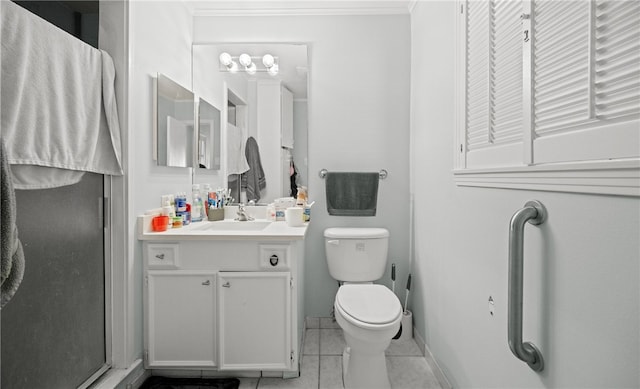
141 235 305 377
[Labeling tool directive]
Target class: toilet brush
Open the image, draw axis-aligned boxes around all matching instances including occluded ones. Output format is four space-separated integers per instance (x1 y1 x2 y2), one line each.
391 263 396 295
403 274 412 314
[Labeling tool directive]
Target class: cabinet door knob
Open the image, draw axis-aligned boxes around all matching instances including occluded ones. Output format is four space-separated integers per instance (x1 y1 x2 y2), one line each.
155 253 165 260
270 255 279 266
202 280 211 286
222 282 231 288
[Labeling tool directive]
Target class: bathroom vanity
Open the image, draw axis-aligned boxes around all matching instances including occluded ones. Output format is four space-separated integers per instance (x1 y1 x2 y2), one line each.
137 214 308 377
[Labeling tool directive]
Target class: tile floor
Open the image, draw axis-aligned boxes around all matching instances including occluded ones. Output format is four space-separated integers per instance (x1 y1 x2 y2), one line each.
237 317 444 389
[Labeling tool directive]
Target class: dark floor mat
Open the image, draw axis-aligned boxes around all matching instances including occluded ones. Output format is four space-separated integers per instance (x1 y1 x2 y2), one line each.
138 376 240 389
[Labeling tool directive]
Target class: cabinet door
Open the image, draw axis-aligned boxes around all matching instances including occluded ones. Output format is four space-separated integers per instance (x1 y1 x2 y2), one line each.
218 272 291 370
146 271 216 368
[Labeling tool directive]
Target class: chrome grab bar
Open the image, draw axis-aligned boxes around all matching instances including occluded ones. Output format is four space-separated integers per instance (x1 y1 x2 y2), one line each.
508 200 546 372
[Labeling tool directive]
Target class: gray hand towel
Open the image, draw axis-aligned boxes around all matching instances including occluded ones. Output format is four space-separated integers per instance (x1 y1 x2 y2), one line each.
241 137 266 202
325 172 379 216
1 139 25 308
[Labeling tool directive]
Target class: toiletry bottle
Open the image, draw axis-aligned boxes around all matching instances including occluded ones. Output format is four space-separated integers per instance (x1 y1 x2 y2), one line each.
161 196 175 229
296 186 307 207
191 184 204 222
207 189 220 209
184 203 191 225
202 184 211 216
175 192 187 224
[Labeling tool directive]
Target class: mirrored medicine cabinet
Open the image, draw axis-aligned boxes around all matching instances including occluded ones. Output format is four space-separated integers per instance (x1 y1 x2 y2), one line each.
154 73 195 168
154 73 222 171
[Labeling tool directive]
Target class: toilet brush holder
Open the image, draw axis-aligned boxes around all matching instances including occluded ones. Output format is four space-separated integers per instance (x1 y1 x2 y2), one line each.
394 310 413 342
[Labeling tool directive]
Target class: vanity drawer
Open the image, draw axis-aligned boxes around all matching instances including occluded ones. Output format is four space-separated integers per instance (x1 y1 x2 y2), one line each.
147 243 180 269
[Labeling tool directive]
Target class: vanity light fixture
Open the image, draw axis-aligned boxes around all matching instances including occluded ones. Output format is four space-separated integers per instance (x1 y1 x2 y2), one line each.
219 52 278 76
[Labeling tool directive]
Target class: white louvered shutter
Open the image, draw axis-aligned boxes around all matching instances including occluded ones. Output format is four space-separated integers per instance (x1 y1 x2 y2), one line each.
465 0 523 168
532 0 640 164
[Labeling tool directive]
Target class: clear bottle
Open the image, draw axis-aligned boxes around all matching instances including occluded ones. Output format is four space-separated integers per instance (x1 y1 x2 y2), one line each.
161 195 175 229
191 184 204 222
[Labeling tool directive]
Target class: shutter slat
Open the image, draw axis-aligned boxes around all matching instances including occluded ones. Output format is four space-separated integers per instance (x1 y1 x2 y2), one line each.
596 39 640 67
536 93 590 117
535 111 591 135
534 34 589 69
536 64 589 92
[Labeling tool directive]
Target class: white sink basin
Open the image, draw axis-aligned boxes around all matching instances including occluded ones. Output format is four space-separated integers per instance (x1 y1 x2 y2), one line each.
193 220 272 231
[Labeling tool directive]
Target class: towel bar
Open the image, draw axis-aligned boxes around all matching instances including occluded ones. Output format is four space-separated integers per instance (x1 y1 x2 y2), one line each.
319 169 387 180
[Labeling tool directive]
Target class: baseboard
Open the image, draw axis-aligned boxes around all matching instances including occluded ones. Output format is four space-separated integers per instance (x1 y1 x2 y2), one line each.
424 347 452 389
413 328 427 356
415 331 452 389
90 359 149 389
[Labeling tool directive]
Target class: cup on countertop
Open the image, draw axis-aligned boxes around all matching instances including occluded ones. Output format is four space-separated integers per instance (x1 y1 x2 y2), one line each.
285 207 304 227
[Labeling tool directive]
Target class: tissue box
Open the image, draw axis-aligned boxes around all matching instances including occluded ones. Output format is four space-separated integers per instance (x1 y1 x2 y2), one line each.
208 208 224 221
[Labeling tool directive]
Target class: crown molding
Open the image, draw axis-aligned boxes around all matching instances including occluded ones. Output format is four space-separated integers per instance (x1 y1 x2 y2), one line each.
194 8 410 16
407 0 418 13
191 1 411 16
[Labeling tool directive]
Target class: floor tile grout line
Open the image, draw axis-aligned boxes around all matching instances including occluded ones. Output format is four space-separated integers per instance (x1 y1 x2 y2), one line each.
318 326 322 389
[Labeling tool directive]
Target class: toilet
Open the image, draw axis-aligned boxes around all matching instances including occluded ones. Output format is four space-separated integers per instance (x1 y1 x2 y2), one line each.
324 228 402 389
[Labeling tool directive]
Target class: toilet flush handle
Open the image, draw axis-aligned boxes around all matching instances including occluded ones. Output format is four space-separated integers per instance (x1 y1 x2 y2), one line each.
327 240 340 245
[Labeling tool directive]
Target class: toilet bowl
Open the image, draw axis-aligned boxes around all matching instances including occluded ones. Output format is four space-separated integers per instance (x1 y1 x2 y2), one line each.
334 284 402 389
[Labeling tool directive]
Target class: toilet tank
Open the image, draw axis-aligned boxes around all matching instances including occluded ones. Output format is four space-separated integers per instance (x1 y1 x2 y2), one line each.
324 228 390 282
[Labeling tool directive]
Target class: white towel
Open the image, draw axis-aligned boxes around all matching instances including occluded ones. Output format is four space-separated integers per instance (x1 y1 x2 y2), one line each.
1 1 123 189
226 123 250 175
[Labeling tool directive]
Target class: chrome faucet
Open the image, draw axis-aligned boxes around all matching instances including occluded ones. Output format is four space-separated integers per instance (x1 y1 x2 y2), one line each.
236 203 254 221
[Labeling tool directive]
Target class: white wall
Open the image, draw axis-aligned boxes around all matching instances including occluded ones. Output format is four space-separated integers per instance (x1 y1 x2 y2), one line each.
410 2 640 388
128 0 194 360
194 14 411 316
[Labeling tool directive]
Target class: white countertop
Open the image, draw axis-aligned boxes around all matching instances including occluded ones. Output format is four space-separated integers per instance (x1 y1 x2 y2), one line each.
137 214 309 241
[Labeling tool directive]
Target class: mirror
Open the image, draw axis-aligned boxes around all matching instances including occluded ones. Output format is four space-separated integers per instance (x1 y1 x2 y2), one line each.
192 43 308 204
197 98 221 170
154 74 195 167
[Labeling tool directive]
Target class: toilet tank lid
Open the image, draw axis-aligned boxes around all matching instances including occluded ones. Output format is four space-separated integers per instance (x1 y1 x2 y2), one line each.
324 228 389 239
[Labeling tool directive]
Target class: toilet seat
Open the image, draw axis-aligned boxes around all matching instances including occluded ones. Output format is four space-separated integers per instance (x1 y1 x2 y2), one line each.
335 284 402 328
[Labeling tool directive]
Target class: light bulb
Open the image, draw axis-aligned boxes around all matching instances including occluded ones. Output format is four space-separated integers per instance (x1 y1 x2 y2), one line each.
219 52 232 66
239 54 252 67
262 54 275 68
228 61 238 73
246 63 257 75
268 63 279 76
